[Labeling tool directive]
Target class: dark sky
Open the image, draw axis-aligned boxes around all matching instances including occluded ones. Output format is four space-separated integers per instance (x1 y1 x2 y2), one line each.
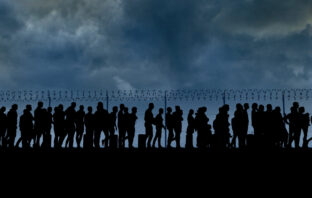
1 0 312 89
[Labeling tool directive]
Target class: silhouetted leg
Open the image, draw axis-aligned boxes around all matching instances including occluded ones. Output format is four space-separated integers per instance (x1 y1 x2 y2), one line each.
59 134 66 148
16 137 22 148
167 128 174 148
152 132 158 148
129 135 134 149
118 128 125 148
128 129 134 149
22 136 28 148
231 133 237 148
54 135 59 148
189 133 193 148
36 133 42 148
185 134 191 149
76 132 80 148
10 136 16 148
175 132 181 148
158 130 162 148
294 130 300 149
303 127 308 147
238 134 244 149
103 129 109 148
145 125 153 148
108 128 114 148
94 129 101 148
76 128 83 148
147 133 153 149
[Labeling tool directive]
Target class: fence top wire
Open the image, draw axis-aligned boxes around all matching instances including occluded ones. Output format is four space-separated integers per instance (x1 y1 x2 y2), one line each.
0 89 311 102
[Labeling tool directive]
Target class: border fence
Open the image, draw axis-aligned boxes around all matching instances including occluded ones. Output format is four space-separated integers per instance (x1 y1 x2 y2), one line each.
0 88 311 107
1 88 312 148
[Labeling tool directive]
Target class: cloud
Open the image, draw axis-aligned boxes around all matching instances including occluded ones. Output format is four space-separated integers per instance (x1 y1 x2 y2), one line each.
213 0 312 38
113 76 134 90
0 0 312 90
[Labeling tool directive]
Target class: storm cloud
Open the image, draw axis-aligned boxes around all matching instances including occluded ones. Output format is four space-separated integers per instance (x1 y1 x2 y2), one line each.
0 0 312 89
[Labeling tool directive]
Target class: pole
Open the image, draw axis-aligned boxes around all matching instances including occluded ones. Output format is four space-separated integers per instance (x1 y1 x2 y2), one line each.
48 90 51 107
282 90 285 116
223 89 226 106
106 90 109 111
164 90 167 148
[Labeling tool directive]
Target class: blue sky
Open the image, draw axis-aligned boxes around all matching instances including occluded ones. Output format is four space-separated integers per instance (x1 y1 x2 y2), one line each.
1 0 312 89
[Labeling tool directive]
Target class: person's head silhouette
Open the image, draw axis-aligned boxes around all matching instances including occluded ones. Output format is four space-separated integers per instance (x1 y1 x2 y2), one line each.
26 104 32 111
299 106 305 114
252 103 258 110
167 107 172 113
87 106 92 113
58 104 63 111
71 102 76 108
12 104 18 111
149 103 154 110
38 101 43 108
0 106 6 113
132 107 137 114
244 103 249 110
112 106 118 113
267 104 272 112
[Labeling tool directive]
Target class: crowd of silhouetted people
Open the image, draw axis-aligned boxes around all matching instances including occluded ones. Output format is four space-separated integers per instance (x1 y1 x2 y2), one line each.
0 101 311 150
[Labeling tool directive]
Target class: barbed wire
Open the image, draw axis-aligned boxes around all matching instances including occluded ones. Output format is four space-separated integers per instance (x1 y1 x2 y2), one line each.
0 89 311 103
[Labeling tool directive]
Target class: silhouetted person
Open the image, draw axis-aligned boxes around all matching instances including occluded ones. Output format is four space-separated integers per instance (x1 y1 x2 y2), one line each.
272 107 288 148
118 104 126 148
242 103 249 147
264 104 275 147
123 107 130 147
285 104 299 148
128 107 137 149
39 108 52 148
166 107 174 148
108 106 118 148
65 102 76 149
298 107 309 148
84 106 94 149
75 105 85 148
251 103 259 137
172 106 183 149
43 107 53 148
0 107 7 148
6 104 18 148
231 104 244 148
145 103 154 148
34 101 44 148
152 108 165 148
102 105 109 148
17 105 33 148
196 107 211 149
214 105 230 149
185 109 195 149
94 102 108 148
53 105 66 148
256 104 266 147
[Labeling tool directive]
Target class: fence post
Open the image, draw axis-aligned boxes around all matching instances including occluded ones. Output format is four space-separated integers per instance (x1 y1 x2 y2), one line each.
164 90 167 148
48 90 51 107
223 89 226 106
106 90 109 111
282 90 285 115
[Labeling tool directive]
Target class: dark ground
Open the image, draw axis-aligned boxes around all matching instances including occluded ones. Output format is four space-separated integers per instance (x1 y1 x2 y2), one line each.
0 148 310 194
